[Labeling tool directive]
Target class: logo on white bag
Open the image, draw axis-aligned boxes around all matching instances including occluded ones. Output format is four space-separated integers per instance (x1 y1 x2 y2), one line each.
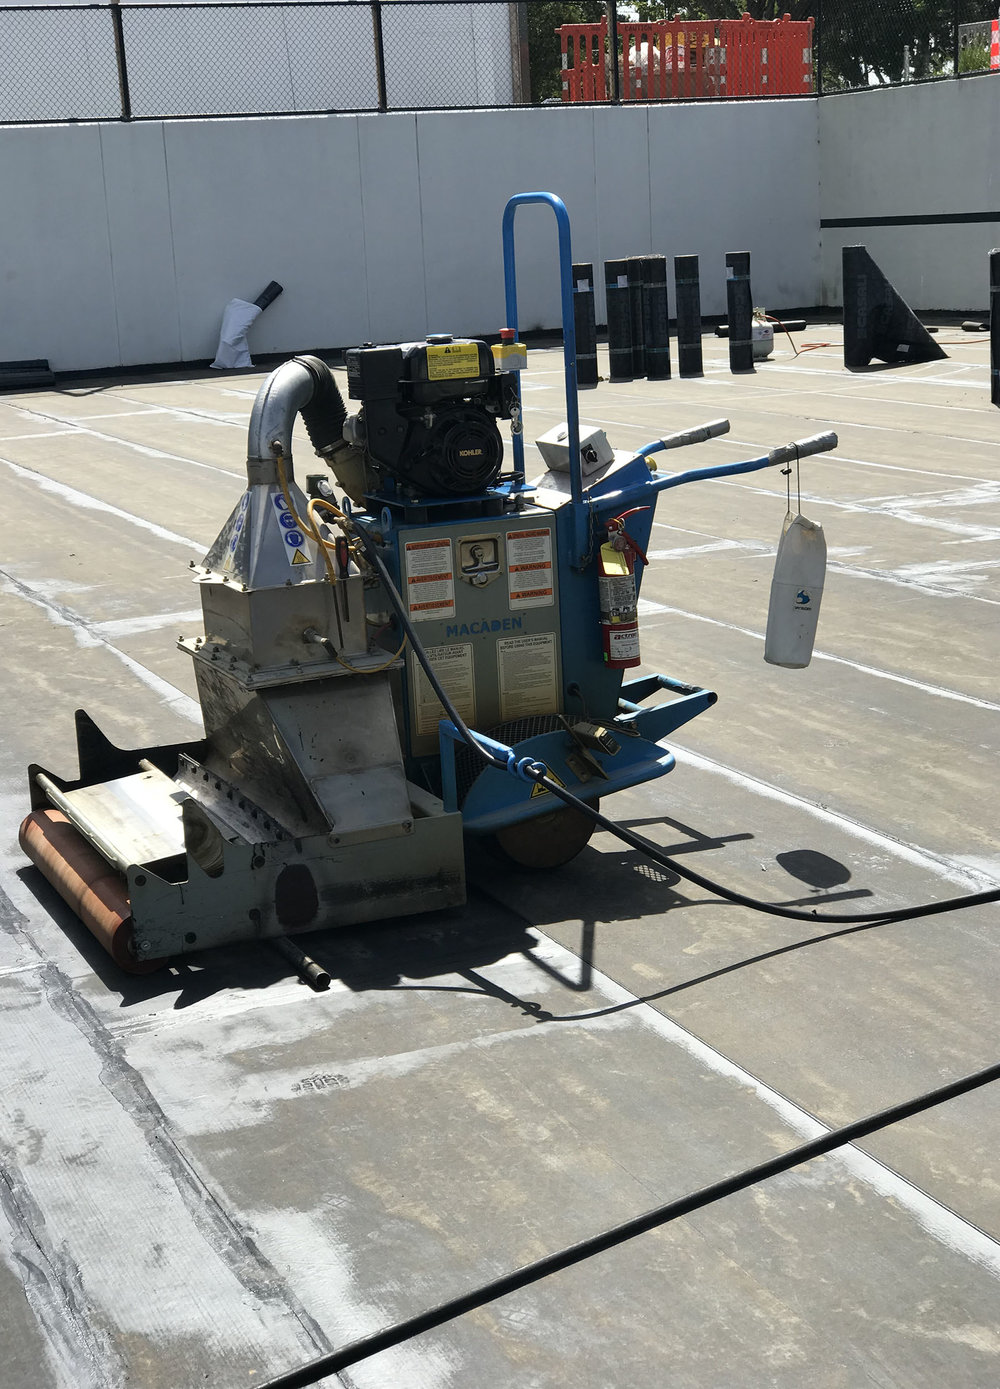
795 590 811 606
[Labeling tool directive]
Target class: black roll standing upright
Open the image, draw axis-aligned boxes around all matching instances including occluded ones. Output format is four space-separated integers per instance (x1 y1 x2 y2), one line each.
641 255 671 380
674 255 703 377
842 244 946 368
990 250 1000 407
605 258 634 381
573 262 599 386
627 256 646 377
725 251 754 373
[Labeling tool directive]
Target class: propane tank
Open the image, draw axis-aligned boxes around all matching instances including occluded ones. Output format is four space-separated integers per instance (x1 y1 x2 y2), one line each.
764 513 826 668
752 308 774 361
598 512 648 669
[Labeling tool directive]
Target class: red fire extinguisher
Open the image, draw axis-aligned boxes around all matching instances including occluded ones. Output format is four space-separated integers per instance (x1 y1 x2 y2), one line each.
598 509 649 669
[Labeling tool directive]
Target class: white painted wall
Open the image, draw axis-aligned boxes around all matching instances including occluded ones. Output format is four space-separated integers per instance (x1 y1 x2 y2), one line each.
0 99 820 373
819 74 1000 312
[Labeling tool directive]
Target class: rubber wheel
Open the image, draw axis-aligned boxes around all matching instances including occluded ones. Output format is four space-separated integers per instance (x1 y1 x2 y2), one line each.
490 801 599 869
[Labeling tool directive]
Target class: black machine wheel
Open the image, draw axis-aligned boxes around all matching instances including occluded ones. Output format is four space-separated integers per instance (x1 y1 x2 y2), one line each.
489 800 600 869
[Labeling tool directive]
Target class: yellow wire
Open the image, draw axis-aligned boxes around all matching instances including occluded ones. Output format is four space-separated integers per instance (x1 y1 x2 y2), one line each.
307 492 348 525
274 451 406 675
275 452 338 583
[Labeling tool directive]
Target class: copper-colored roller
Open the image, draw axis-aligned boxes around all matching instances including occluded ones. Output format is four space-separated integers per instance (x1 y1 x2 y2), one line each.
18 810 163 974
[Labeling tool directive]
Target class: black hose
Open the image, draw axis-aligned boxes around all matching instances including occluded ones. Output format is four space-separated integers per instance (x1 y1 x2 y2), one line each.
259 1054 1000 1388
352 521 1000 929
294 355 347 457
536 787 1000 926
254 280 284 312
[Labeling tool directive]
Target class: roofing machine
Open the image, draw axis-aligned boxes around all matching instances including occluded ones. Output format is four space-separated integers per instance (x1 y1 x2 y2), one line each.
19 194 837 976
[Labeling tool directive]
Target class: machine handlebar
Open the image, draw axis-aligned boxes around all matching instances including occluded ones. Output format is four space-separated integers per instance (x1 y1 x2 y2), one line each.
767 431 838 468
636 419 730 457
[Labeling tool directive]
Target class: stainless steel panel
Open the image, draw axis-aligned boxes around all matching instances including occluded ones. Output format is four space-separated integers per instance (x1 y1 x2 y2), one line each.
57 770 186 867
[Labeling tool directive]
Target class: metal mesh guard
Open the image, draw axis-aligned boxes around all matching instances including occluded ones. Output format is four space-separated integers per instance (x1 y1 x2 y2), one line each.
453 715 565 808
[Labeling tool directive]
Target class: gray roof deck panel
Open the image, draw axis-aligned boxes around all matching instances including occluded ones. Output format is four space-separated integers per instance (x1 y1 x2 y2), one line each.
1 329 999 1386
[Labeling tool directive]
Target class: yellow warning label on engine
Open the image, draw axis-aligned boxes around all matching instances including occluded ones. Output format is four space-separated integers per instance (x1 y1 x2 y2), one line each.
291 549 309 565
426 343 481 381
530 766 565 797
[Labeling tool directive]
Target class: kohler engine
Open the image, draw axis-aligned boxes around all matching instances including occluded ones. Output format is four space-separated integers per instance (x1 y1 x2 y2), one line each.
343 335 518 497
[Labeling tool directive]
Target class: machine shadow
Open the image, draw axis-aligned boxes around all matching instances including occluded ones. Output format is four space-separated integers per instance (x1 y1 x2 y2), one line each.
16 862 547 1012
464 810 876 1006
17 811 874 1018
167 900 546 1011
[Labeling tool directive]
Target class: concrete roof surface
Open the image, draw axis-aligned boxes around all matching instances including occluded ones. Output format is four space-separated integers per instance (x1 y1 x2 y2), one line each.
1 327 999 1388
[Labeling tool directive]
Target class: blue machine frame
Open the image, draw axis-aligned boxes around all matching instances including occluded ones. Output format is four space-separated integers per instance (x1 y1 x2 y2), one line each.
408 193 831 834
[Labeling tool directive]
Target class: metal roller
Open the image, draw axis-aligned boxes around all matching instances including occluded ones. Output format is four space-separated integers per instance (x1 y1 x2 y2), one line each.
18 810 160 974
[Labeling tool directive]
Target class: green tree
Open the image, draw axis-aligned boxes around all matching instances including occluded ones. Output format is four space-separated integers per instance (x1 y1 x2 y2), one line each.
527 0 606 103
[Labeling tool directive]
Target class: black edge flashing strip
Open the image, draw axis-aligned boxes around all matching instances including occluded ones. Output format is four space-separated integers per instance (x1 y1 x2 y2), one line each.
822 212 1000 228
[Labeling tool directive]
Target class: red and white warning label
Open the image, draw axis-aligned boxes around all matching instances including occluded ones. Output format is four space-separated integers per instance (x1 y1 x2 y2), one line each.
404 537 455 622
506 527 554 610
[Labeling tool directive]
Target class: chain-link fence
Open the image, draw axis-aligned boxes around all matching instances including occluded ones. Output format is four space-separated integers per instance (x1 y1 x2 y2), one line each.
1 0 997 124
819 0 999 91
0 1 527 121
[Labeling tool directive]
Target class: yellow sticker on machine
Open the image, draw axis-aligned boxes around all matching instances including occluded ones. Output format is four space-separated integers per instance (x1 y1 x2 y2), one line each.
599 541 630 576
530 767 565 797
426 343 481 380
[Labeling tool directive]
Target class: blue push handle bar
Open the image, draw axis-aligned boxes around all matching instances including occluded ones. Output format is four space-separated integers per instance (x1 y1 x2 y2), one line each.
598 431 838 510
635 418 730 457
501 193 580 504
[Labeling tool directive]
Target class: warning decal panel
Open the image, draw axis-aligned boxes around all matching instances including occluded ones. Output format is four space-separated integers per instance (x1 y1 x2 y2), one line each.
497 632 557 721
411 643 475 737
223 490 251 571
272 489 311 567
530 766 565 798
426 343 481 381
405 536 456 622
506 527 554 610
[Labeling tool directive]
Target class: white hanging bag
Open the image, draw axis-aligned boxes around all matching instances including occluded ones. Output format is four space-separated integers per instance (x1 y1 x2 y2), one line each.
764 512 826 668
